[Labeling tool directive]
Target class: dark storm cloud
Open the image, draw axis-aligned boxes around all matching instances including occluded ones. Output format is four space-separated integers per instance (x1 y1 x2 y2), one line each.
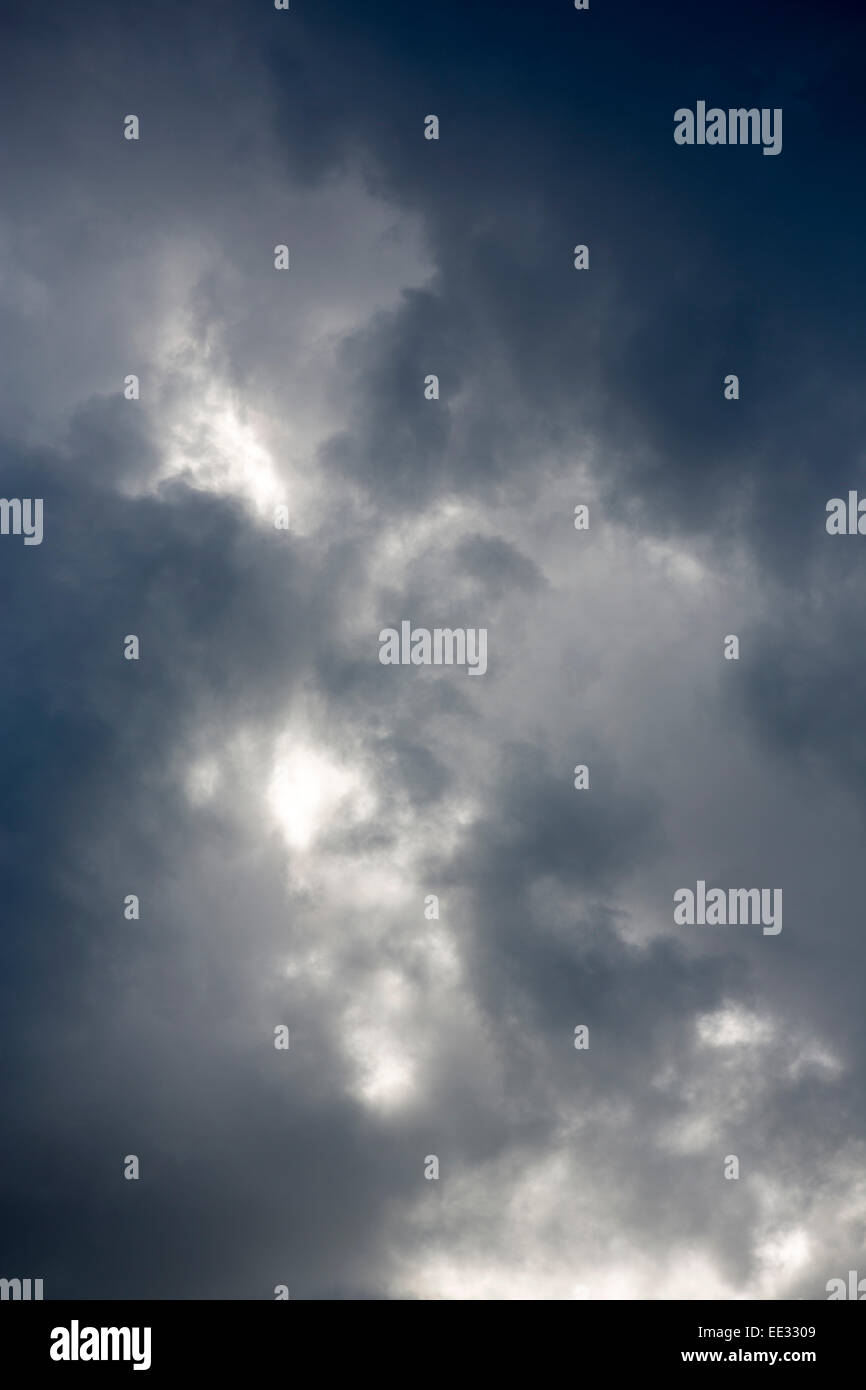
265 0 866 574
1 0 865 1303
0 437 477 1297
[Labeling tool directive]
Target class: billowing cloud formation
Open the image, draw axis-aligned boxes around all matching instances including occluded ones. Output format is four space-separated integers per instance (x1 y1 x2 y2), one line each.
1 0 865 1299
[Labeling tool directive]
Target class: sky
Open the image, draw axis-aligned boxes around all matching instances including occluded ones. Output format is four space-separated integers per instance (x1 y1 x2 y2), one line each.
1 0 866 1300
